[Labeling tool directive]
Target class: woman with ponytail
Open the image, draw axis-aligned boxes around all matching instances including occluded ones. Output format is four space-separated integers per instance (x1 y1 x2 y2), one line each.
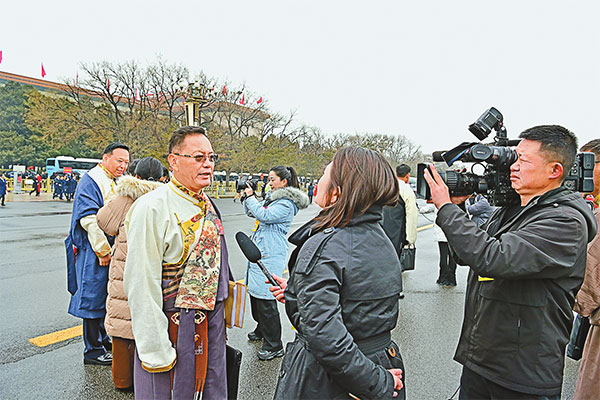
243 165 309 360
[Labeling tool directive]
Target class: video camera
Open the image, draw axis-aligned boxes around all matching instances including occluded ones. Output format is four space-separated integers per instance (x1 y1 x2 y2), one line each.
416 107 595 206
236 175 258 202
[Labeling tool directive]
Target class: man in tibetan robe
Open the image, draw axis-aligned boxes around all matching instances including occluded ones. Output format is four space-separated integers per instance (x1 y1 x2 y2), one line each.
124 126 231 399
66 143 130 365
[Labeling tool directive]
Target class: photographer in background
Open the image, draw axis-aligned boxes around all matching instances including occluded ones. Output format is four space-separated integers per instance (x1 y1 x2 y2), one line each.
424 126 596 399
572 139 600 400
243 165 309 360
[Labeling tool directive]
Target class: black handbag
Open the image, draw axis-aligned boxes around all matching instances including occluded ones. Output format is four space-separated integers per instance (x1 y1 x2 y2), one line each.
567 313 591 361
226 345 242 400
399 245 416 271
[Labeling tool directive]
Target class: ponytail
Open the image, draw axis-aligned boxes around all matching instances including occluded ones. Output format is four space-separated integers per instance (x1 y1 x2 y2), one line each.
270 165 299 188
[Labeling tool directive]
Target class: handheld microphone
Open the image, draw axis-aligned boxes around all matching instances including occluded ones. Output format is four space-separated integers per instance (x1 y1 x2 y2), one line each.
235 232 279 286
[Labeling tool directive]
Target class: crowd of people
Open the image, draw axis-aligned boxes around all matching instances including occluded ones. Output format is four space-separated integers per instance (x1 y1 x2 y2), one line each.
61 124 600 400
53 174 78 201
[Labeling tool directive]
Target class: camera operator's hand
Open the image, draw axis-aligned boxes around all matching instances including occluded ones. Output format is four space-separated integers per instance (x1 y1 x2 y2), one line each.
424 164 471 209
244 183 254 198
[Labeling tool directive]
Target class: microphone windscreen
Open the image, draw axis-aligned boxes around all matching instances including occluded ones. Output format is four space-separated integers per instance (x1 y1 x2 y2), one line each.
432 151 447 162
235 231 262 263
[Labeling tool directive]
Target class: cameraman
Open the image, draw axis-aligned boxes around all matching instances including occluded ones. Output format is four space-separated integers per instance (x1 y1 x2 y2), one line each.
424 125 597 399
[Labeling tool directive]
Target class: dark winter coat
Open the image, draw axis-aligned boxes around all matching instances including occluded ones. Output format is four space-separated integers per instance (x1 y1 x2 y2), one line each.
382 195 407 259
437 187 597 396
274 206 404 400
0 176 6 196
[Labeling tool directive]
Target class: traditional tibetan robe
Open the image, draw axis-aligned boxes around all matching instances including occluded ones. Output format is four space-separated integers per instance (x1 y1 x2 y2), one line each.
124 178 231 399
66 164 117 318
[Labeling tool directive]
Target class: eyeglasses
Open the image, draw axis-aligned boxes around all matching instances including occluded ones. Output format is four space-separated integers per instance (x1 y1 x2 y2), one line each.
172 152 219 163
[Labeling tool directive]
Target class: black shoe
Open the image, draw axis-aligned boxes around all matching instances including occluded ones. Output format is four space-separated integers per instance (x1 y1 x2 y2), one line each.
258 348 284 361
247 331 263 342
399 292 405 299
84 352 112 366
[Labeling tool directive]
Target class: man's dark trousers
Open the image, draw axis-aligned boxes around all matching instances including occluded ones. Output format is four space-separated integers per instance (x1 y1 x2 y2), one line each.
83 318 111 359
459 367 560 400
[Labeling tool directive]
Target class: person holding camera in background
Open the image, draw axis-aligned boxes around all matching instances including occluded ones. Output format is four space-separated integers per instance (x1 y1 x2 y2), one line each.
243 165 309 360
424 126 596 399
572 139 600 400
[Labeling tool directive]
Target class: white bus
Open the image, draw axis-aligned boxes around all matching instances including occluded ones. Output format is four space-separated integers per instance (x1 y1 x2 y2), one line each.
46 156 101 177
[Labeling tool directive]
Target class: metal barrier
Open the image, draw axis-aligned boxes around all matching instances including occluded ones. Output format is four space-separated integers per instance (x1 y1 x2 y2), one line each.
6 178 54 193
5 178 306 198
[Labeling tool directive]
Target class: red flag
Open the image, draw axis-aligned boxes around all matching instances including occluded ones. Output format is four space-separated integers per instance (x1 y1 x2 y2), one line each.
41 63 46 78
135 88 140 101
239 94 245 105
182 95 186 106
222 85 227 96
107 78 110 92
257 97 263 104
0 50 3 64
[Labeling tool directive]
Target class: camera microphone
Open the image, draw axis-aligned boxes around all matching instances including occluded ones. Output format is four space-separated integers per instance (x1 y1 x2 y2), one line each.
432 151 447 162
235 232 279 286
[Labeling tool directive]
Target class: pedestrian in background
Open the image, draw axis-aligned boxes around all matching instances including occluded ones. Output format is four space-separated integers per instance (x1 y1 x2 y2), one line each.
53 175 64 200
29 173 41 196
65 143 130 366
65 174 77 202
573 139 600 400
466 194 495 227
0 173 6 206
243 165 309 360
307 181 314 203
97 157 164 390
382 164 418 298
269 147 405 399
433 211 457 286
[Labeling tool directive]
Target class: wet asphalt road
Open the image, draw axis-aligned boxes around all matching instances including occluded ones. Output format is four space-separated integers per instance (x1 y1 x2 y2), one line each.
0 200 579 399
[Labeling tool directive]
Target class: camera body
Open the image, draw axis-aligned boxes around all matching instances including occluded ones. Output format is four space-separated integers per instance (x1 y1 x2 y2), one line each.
563 152 595 193
236 175 258 192
236 175 258 202
417 107 595 206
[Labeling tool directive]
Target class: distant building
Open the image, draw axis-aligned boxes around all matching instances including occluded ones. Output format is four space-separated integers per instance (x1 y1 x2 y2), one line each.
0 70 269 137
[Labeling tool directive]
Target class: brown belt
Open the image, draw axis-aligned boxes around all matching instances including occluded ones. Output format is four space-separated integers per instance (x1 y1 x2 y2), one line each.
168 309 209 398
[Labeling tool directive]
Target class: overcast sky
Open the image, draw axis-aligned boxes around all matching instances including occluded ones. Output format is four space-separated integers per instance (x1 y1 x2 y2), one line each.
1 0 598 154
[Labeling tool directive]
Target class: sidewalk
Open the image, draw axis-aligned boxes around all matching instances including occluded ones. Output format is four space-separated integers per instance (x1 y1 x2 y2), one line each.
6 192 66 202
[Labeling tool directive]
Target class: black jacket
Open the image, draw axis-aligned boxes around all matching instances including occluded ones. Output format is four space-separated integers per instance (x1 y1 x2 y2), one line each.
382 196 407 258
274 206 404 399
437 187 597 396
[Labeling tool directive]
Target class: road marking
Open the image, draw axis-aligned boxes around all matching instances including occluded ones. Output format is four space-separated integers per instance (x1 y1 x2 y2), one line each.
29 325 82 347
417 224 434 232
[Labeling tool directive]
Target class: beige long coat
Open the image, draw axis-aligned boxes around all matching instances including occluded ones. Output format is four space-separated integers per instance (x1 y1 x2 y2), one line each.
573 209 600 400
97 176 162 339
